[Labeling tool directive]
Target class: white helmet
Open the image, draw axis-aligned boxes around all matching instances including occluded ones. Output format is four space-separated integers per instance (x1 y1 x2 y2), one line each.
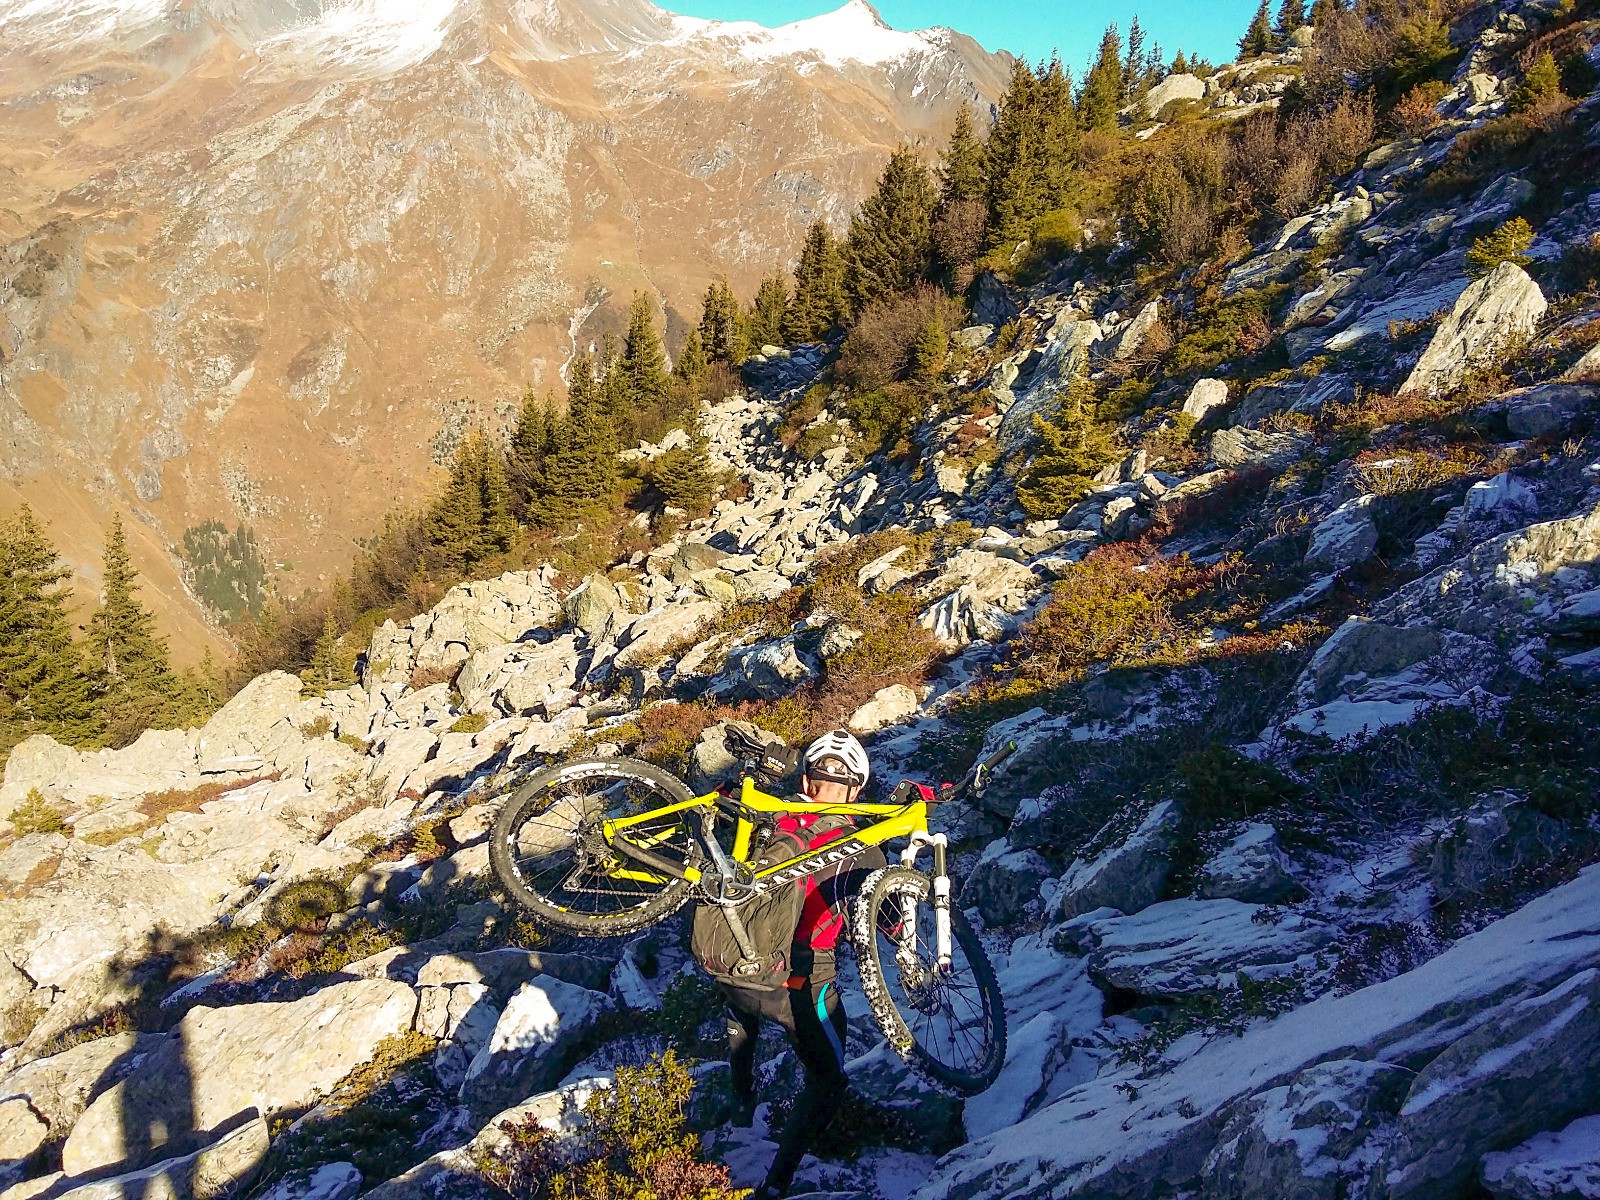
804 729 871 789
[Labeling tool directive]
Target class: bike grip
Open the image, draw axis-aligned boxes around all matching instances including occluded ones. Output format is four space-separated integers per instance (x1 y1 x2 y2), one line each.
979 740 1019 772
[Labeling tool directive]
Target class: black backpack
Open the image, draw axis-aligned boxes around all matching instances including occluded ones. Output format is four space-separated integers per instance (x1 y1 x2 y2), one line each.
689 817 849 989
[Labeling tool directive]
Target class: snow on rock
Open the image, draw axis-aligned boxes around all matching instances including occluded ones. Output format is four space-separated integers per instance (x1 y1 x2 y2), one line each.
914 865 1600 1200
1197 824 1303 904
460 977 609 1116
1058 800 1182 919
1082 899 1336 996
675 0 948 68
1483 1114 1600 1200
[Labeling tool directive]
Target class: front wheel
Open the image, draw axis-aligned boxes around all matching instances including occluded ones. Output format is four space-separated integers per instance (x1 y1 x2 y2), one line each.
851 866 1006 1096
489 757 698 937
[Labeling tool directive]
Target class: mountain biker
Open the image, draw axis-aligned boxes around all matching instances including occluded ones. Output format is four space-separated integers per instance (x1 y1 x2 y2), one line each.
715 729 886 1200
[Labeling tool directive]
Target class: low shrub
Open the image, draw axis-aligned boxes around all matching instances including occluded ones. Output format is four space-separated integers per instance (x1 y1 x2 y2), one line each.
835 287 968 393
1392 80 1447 137
1175 744 1297 823
634 703 719 775
265 876 349 932
450 712 490 735
12 788 66 836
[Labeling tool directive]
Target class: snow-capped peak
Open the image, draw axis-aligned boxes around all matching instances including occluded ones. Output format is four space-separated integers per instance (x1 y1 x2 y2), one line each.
256 0 463 75
669 0 946 68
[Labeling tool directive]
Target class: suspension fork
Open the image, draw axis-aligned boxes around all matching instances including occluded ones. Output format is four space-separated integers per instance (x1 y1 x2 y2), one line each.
900 831 953 972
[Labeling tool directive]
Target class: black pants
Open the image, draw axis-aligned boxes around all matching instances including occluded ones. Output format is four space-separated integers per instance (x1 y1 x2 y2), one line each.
723 979 849 1196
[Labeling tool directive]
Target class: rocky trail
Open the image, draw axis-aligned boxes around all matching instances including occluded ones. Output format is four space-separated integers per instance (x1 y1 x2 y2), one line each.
6 4 1600 1198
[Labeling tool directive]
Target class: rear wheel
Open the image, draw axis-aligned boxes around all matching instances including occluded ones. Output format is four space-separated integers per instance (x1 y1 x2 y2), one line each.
851 866 1006 1095
489 757 698 937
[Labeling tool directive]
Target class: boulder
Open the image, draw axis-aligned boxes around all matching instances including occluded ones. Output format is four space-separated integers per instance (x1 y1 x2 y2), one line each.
196 672 305 766
1201 1059 1410 1200
492 638 582 717
1482 1114 1600 1200
1181 378 1230 422
1197 825 1303 904
965 840 1051 927
1376 969 1600 1200
562 574 624 641
847 684 920 735
1430 798 1573 903
0 1099 45 1186
62 981 417 1176
0 1032 150 1135
53 1118 270 1200
1105 300 1162 361
707 636 814 702
1305 495 1379 573
1058 801 1183 920
1212 427 1309 472
1465 472 1538 521
917 551 1039 648
1563 341 1600 383
612 602 722 670
1084 899 1337 996
1302 618 1443 706
1144 72 1205 116
971 271 1020 327
1503 382 1600 439
1402 262 1547 397
460 977 610 1116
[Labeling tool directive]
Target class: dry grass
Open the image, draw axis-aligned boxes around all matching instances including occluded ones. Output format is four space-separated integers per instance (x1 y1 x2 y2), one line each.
138 774 278 823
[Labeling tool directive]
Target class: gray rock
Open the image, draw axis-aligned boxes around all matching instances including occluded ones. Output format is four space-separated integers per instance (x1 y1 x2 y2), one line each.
971 271 1020 326
62 981 416 1176
1181 378 1230 422
1503 383 1600 439
1106 300 1162 361
612 602 722 670
1197 825 1303 904
1430 798 1572 902
1059 800 1183 920
965 839 1052 927
1212 427 1310 472
53 1118 270 1200
460 977 609 1116
1144 72 1205 116
563 574 624 641
846 684 920 735
0 1098 45 1187
953 325 994 350
1304 619 1443 706
707 636 814 702
1102 497 1142 541
0 1032 150 1135
1482 1114 1600 1200
1305 495 1379 573
1376 969 1600 1200
1563 340 1600 383
1402 262 1547 397
1084 899 1337 996
1201 1059 1409 1200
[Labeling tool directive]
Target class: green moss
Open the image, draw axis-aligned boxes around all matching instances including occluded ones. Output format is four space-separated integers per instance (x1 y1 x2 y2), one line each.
449 712 490 735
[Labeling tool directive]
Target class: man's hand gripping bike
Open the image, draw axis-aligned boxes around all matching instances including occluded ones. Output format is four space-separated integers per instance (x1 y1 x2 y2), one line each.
487 734 1017 1095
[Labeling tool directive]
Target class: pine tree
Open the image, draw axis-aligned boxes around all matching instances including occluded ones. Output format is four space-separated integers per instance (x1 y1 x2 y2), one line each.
425 430 516 571
984 58 1078 250
698 278 748 365
1016 370 1118 518
1240 0 1274 56
1078 25 1125 131
0 506 92 747
305 610 353 694
785 221 847 342
673 327 709 383
621 292 672 416
937 106 987 207
530 356 619 527
1510 50 1564 112
650 429 717 512
910 316 949 385
1172 49 1189 74
747 274 789 351
1308 0 1341 28
1038 57 1080 204
844 145 937 312
84 514 172 690
507 389 556 511
1124 16 1146 103
1275 0 1307 43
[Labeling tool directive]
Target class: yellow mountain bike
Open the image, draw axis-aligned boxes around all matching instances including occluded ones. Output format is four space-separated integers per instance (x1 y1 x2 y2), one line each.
488 733 1017 1095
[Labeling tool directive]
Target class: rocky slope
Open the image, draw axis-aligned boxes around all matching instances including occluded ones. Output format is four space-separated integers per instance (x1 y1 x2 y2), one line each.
0 0 1008 648
5 5 1600 1200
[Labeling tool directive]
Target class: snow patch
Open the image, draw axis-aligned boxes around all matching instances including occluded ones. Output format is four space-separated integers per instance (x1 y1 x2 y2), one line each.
669 0 944 68
257 0 461 75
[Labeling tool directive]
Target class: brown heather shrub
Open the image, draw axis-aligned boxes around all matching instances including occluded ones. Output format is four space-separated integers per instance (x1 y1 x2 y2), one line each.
1148 466 1274 540
1393 81 1447 137
835 287 967 393
409 663 458 692
139 775 277 823
1272 154 1323 218
634 703 719 774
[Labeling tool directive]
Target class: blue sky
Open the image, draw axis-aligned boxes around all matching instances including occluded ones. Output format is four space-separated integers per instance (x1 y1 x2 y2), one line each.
661 2 1264 74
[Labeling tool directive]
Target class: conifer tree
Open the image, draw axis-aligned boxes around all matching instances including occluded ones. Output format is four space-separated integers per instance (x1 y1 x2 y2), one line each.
0 506 92 747
747 274 790 351
84 514 172 691
530 356 619 526
1038 57 1080 202
304 610 353 694
621 292 672 415
984 58 1078 250
1016 370 1118 518
937 106 987 207
650 429 717 512
910 316 949 385
785 221 847 342
1124 16 1146 103
1275 0 1307 43
698 278 747 365
1240 0 1274 56
844 144 937 311
1308 0 1341 28
1078 25 1125 131
425 430 516 572
1172 49 1189 74
673 327 709 383
507 390 556 512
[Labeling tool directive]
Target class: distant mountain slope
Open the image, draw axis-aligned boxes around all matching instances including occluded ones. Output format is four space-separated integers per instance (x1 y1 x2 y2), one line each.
0 0 1009 653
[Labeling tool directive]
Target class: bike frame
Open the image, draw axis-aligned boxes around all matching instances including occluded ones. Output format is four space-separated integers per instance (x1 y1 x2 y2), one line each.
601 774 957 968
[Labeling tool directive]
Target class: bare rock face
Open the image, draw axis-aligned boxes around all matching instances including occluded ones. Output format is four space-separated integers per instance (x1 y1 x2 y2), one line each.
53 1119 270 1200
1058 801 1183 920
1402 262 1547 397
1305 495 1379 573
459 977 610 1117
61 982 417 1177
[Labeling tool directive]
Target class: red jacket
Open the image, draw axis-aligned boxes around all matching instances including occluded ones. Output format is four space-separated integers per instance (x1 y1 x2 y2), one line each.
767 808 887 981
